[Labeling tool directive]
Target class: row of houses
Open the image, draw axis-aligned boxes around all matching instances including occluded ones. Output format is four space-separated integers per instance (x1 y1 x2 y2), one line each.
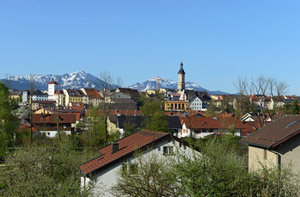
24 105 261 139
79 115 300 196
211 94 300 111
14 80 141 110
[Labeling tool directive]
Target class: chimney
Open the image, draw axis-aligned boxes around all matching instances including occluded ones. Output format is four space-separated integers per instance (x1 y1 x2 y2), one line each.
112 142 119 154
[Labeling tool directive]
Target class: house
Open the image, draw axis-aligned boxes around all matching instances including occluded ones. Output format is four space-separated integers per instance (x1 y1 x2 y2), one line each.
104 92 131 103
80 88 103 106
167 116 182 136
240 115 300 175
34 107 83 120
164 100 189 111
54 90 66 107
189 96 203 111
63 89 87 106
249 95 273 111
100 98 138 111
185 90 211 110
115 88 141 102
31 100 56 110
32 113 78 138
79 130 196 196
22 90 48 103
115 115 145 136
180 116 260 138
9 90 22 102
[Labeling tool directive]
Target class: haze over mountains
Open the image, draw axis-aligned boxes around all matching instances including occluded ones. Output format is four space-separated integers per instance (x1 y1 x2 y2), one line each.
0 71 228 94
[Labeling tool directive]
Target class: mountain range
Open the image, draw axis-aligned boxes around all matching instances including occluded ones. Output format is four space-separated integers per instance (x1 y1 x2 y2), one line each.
0 71 228 95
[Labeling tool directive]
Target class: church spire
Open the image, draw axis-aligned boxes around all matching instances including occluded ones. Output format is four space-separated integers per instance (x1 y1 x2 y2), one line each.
177 61 186 92
178 61 185 74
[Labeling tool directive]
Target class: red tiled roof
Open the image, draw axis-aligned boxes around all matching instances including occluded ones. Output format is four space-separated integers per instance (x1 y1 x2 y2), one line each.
86 110 143 116
79 130 169 175
71 102 85 110
84 88 102 99
54 90 63 94
32 114 77 124
181 116 260 136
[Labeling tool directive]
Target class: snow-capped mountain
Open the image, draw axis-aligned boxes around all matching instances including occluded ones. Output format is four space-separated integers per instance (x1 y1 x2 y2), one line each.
128 76 207 92
0 71 111 91
1 72 229 95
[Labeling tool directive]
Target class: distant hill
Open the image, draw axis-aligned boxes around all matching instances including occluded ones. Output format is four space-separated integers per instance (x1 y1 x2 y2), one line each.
0 71 112 91
128 76 207 92
128 76 229 94
0 72 229 95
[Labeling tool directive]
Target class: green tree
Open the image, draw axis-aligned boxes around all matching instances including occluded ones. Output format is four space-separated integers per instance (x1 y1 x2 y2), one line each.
0 139 95 196
206 100 216 116
140 95 168 132
290 100 299 114
0 82 18 155
79 106 106 147
112 153 179 197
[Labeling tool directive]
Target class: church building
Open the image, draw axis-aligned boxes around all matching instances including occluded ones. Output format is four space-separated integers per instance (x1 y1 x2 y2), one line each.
164 62 189 111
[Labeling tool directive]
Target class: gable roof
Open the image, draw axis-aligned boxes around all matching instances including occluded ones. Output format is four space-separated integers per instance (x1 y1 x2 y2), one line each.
67 89 84 97
84 88 102 99
240 115 300 148
167 116 182 129
182 116 253 130
117 88 141 98
79 130 170 176
32 113 77 124
117 115 145 129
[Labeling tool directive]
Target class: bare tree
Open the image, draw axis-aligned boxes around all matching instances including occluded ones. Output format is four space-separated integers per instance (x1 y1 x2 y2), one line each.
234 77 249 96
235 76 289 126
275 80 288 97
234 77 250 114
115 76 123 89
98 71 118 145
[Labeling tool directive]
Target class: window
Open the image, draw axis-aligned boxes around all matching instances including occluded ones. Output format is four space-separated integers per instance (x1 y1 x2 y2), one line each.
163 146 174 155
194 129 200 134
122 161 138 175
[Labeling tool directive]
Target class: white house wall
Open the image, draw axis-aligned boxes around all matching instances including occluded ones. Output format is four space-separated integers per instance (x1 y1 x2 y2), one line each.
39 130 71 138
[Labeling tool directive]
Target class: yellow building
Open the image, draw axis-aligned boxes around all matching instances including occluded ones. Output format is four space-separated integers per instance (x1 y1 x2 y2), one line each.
63 89 87 106
164 100 189 111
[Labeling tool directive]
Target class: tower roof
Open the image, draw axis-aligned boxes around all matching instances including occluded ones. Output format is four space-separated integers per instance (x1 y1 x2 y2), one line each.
178 61 185 74
48 80 58 85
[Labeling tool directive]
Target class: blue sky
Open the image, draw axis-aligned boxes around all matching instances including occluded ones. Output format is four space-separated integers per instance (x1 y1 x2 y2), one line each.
1 1 300 94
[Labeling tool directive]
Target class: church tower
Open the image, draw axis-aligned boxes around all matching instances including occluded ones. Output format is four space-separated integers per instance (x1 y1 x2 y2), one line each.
48 80 58 100
177 61 185 92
